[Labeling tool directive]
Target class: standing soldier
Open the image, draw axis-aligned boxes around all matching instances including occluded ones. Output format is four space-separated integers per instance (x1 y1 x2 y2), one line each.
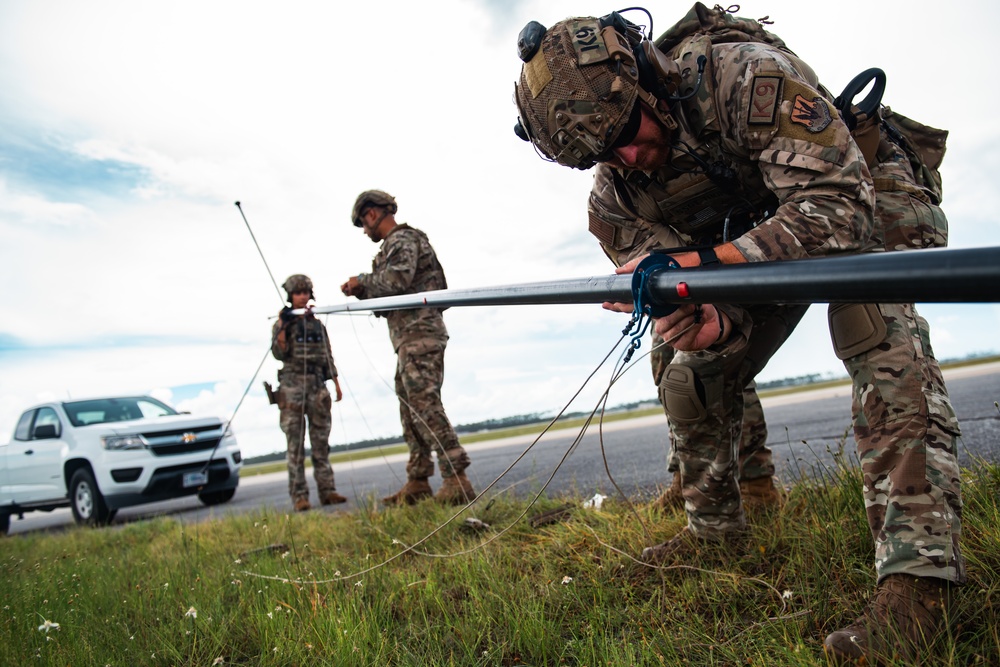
340 190 475 506
512 5 962 663
271 274 347 512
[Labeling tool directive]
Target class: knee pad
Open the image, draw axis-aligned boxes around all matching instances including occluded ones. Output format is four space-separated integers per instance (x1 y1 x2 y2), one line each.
828 303 888 360
660 365 707 424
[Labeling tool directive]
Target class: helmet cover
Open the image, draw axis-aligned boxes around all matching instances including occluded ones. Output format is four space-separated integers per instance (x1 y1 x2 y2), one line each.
282 274 314 300
514 17 643 170
352 190 398 227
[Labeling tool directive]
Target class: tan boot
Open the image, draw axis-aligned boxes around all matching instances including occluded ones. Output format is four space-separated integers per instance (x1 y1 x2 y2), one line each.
739 476 784 512
824 574 952 664
434 473 476 506
640 526 745 565
321 491 347 506
649 475 683 512
381 478 433 506
293 497 311 512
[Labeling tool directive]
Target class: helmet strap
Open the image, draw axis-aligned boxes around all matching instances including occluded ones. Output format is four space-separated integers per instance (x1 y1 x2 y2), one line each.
636 88 678 133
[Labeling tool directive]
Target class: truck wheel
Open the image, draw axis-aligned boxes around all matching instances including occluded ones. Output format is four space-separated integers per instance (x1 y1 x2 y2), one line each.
198 488 236 506
69 469 113 527
0 512 9 536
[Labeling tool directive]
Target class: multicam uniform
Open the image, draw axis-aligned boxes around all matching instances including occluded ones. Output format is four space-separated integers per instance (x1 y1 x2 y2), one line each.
354 224 470 481
586 17 963 583
271 315 340 503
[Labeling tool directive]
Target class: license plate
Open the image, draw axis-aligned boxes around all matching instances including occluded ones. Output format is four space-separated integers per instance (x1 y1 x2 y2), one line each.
183 471 208 488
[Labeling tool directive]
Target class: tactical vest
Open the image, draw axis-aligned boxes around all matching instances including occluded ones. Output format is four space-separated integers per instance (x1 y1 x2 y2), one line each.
281 317 335 381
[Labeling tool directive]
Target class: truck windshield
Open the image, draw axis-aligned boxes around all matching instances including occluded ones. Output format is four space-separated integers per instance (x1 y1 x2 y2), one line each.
63 397 179 427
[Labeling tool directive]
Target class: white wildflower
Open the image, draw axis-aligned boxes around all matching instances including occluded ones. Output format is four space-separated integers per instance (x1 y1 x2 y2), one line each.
782 590 793 600
185 607 198 619
212 658 225 666
561 576 573 585
37 620 60 633
354 581 363 588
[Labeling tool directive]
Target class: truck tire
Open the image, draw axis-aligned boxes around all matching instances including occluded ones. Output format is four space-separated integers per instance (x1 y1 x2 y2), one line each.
69 469 113 527
198 488 236 506
0 512 9 536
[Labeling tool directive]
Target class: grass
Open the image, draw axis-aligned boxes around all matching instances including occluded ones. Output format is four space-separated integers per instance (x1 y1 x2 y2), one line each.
2 452 998 666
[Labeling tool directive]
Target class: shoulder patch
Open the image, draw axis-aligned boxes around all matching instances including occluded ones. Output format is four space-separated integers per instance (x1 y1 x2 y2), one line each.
569 19 609 65
790 94 833 133
748 75 782 126
776 79 838 147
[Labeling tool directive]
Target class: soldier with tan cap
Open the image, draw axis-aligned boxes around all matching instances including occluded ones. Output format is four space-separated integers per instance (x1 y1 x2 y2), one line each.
341 190 475 506
271 274 347 512
513 4 962 663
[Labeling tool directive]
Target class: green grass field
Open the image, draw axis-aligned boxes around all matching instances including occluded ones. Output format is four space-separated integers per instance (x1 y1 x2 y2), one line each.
2 454 998 666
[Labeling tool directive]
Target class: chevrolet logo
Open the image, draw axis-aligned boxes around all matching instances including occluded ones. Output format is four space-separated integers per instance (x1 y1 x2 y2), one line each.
180 432 198 444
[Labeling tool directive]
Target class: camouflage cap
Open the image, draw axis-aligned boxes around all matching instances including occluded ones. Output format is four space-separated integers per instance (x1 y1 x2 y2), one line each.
282 274 314 299
352 190 398 227
514 17 645 170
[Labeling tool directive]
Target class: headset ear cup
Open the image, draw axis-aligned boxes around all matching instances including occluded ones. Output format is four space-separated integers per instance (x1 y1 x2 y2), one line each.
638 40 680 99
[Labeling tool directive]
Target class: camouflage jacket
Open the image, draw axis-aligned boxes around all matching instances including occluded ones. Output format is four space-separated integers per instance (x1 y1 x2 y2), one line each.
355 224 449 351
271 315 338 383
588 37 877 268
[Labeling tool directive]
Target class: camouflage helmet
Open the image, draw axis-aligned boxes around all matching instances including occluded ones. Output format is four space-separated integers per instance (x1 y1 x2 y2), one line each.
352 190 398 227
282 274 314 301
513 13 680 170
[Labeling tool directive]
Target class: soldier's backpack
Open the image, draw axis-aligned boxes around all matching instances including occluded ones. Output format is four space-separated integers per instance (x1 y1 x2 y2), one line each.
654 2 948 205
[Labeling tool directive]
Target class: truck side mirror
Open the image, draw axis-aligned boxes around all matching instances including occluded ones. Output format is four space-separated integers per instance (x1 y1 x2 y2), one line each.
33 424 60 439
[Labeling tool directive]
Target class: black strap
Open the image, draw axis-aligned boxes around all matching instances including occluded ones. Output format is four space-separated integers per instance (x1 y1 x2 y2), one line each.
697 247 720 266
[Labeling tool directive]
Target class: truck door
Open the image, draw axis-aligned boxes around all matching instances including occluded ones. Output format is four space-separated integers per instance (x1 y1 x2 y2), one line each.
8 408 67 503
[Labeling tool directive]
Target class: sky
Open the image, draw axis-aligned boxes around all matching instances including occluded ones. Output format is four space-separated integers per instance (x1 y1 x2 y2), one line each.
2 0 999 459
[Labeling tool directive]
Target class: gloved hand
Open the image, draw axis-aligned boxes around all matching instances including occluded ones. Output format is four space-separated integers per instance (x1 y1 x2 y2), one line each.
279 306 295 323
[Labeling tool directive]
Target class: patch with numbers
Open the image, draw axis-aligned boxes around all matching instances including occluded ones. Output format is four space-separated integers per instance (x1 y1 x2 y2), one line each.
748 75 782 126
569 19 609 65
790 94 833 133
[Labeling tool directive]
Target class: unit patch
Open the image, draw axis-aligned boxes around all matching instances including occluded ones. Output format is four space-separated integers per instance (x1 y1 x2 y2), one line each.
790 94 833 133
748 75 782 126
569 19 609 65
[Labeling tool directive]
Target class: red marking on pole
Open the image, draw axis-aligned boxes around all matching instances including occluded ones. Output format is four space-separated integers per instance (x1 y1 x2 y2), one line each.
676 282 689 298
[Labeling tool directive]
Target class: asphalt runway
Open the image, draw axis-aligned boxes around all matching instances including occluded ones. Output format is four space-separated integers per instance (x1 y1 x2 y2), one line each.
7 362 999 537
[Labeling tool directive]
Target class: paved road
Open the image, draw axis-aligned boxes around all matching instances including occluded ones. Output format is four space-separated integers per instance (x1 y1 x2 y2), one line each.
7 362 1000 537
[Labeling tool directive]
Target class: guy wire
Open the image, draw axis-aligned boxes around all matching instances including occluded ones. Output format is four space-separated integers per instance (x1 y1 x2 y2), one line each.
241 329 631 582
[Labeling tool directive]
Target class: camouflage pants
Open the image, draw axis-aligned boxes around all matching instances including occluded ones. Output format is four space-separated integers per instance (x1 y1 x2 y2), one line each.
651 335 773 481
659 304 808 539
278 375 336 501
395 338 469 480
845 303 965 583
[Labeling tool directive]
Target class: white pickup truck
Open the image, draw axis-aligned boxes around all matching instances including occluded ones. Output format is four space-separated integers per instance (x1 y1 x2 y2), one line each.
0 395 242 534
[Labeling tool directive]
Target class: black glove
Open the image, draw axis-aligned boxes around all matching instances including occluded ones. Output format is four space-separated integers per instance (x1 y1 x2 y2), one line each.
279 306 295 323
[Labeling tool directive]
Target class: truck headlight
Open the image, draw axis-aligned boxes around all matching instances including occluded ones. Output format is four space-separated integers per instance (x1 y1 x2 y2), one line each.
102 434 148 450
